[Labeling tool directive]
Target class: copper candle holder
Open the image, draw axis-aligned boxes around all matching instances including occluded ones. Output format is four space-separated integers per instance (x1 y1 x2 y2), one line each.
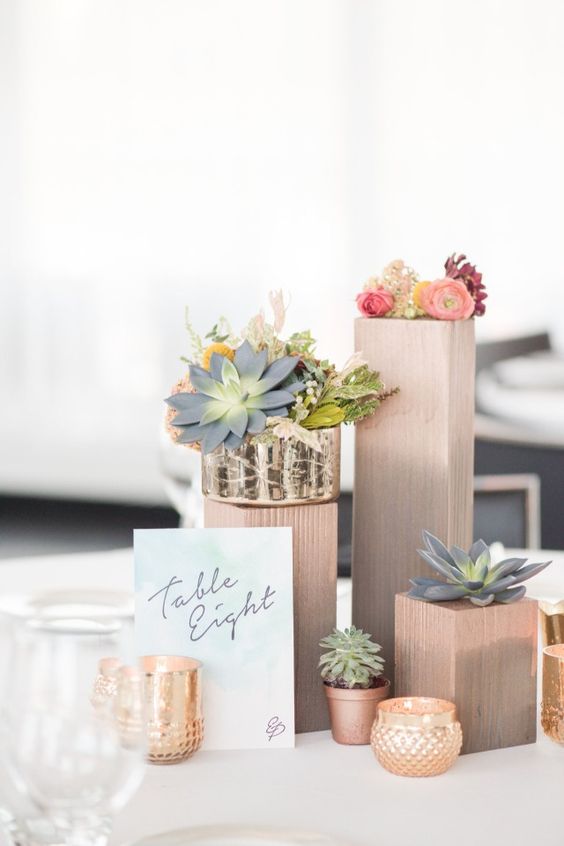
91 657 121 713
371 697 462 777
141 656 204 764
539 601 564 648
541 644 564 743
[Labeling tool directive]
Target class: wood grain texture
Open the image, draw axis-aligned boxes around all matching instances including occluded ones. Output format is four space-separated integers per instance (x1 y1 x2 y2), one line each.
395 593 538 754
204 499 337 733
352 318 475 688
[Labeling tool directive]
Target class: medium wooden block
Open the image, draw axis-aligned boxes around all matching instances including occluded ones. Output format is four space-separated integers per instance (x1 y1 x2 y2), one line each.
204 499 337 733
395 593 538 754
352 318 475 687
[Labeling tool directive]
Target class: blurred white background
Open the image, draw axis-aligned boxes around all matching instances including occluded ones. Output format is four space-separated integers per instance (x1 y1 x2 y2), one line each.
1 0 563 504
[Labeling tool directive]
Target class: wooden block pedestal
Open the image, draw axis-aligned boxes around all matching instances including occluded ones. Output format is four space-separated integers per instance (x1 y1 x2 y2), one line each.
352 318 475 688
204 499 338 733
395 593 538 754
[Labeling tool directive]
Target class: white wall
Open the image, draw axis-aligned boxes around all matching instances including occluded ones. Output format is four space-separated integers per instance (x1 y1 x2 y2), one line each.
1 0 563 504
346 0 564 345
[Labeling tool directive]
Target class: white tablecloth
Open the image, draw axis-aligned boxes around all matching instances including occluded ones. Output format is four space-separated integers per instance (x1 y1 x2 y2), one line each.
1 548 563 846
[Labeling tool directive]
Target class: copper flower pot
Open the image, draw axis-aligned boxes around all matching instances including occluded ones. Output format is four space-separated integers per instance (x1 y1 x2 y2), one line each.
324 679 390 745
371 697 462 777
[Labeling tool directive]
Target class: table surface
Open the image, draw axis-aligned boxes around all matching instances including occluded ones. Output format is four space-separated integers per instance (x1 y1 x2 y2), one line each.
1 547 563 846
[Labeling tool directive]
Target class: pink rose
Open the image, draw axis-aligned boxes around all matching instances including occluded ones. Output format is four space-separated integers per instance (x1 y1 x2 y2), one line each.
419 277 475 320
356 289 395 318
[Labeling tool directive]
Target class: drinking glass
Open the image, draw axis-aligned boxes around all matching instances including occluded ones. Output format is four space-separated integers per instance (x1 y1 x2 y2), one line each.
0 615 145 846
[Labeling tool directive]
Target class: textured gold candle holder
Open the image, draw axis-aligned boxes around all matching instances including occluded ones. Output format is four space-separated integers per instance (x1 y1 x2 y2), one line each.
91 657 121 713
371 697 462 777
142 656 204 764
541 644 564 743
540 601 564 648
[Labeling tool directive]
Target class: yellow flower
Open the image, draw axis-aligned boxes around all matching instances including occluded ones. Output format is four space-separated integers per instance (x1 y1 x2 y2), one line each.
201 342 235 370
413 281 431 310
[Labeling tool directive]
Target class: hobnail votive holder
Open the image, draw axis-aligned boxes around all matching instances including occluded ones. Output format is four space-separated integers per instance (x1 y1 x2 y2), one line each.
141 655 204 764
91 656 122 713
371 696 462 777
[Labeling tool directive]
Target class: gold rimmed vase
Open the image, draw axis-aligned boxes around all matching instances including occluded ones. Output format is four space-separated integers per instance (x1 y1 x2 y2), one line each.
142 655 204 764
201 427 340 505
371 696 462 777
541 644 564 743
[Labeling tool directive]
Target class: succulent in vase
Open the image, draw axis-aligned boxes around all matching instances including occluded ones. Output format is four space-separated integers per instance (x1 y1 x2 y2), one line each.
319 626 389 745
407 530 551 607
165 341 302 454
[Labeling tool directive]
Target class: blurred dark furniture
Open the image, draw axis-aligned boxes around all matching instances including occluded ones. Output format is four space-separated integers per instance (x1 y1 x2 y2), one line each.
475 332 564 550
475 332 551 379
473 474 540 548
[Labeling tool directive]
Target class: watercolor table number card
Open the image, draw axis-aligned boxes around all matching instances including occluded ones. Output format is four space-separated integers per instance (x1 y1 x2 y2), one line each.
134 527 295 750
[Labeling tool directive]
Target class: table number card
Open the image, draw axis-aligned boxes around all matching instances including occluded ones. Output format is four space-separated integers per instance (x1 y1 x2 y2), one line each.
134 527 295 750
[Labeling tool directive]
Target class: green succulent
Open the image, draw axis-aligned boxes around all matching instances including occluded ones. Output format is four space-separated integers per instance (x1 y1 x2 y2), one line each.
319 626 385 689
408 530 551 606
166 341 303 454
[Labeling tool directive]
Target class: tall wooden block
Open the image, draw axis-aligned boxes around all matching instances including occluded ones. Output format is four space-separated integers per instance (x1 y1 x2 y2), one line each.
352 318 475 687
395 593 538 754
204 499 337 733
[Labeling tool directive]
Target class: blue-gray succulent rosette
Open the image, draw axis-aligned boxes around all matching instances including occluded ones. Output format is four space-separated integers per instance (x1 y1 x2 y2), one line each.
408 530 551 606
165 295 397 455
166 341 303 454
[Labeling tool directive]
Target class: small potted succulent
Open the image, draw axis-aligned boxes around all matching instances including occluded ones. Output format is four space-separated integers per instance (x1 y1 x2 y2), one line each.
165 292 396 506
319 626 390 745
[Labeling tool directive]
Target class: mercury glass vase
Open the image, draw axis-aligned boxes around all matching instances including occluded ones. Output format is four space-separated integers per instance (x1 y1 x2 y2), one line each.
201 427 341 506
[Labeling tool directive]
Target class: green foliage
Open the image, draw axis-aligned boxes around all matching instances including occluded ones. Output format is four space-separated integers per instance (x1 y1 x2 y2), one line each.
340 398 381 424
302 364 397 428
319 626 385 689
205 321 231 344
184 307 204 363
301 404 345 429
286 330 318 358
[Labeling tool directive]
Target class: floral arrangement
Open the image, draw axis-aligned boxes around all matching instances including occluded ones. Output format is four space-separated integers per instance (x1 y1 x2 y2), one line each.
356 253 486 321
166 292 396 455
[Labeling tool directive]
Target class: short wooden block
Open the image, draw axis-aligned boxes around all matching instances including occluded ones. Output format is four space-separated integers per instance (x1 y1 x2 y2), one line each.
204 499 337 734
352 318 475 688
395 593 538 754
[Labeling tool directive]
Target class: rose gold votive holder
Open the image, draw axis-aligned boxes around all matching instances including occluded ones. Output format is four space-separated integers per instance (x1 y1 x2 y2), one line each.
141 655 204 764
541 644 564 743
539 601 564 648
91 657 122 713
371 697 462 777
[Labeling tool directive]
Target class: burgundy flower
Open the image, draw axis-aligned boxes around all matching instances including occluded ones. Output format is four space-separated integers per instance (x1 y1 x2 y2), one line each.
443 253 487 316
